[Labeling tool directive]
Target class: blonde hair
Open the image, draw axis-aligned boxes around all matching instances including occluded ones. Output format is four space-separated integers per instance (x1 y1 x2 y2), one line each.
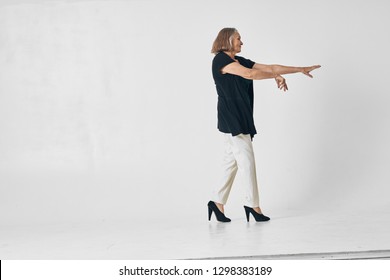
211 27 238 54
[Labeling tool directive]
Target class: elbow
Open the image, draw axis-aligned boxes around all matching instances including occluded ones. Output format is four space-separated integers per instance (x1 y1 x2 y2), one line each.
245 69 255 80
269 65 279 75
245 69 264 80
246 69 275 80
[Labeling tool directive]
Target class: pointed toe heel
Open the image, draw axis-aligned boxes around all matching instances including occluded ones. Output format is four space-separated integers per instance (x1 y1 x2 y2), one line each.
244 206 270 222
207 201 231 222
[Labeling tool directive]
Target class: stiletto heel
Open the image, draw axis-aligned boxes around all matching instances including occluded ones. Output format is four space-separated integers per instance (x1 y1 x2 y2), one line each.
245 207 250 222
207 201 231 222
244 206 270 222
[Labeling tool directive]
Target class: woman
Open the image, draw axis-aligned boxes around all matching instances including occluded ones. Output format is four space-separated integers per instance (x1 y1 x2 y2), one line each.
208 27 320 222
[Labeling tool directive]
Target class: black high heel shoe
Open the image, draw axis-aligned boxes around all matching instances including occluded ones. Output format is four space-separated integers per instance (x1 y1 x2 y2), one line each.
208 201 231 222
244 206 270 222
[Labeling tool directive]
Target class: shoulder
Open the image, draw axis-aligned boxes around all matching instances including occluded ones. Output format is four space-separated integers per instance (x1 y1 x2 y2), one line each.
235 55 255 68
213 52 234 63
213 52 235 71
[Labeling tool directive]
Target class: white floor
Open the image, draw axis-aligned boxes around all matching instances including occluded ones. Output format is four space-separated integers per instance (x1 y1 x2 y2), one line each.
1 208 390 260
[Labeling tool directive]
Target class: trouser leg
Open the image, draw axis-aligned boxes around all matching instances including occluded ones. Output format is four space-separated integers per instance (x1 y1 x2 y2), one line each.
212 133 238 205
229 134 260 207
212 133 260 207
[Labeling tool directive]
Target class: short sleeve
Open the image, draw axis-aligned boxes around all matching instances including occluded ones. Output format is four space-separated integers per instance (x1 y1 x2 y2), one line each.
212 52 235 79
236 56 255 69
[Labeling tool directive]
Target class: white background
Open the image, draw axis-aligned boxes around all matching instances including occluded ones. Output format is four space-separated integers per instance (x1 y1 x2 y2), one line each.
1 0 389 226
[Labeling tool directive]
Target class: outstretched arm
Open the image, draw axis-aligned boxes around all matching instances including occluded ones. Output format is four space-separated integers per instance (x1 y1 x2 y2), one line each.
253 63 321 78
222 62 277 80
222 62 289 91
222 62 320 92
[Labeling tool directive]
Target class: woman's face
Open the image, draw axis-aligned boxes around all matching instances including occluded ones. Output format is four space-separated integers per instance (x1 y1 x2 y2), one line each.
231 32 243 54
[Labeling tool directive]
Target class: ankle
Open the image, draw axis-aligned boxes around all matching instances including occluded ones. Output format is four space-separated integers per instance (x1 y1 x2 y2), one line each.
215 202 224 213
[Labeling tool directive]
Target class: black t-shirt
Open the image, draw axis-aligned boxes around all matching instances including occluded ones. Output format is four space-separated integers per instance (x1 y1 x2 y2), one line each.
212 52 257 139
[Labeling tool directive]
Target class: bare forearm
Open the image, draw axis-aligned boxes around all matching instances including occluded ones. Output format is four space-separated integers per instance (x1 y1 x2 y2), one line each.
269 65 302 75
248 68 278 80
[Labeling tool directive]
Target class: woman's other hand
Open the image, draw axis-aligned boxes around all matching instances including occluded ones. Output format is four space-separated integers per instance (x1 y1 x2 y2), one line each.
275 75 288 91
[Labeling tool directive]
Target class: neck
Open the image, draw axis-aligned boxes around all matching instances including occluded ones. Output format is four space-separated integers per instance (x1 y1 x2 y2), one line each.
224 51 236 59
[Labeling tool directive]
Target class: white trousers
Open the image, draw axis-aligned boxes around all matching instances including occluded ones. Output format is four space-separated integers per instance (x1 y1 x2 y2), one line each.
212 133 260 207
